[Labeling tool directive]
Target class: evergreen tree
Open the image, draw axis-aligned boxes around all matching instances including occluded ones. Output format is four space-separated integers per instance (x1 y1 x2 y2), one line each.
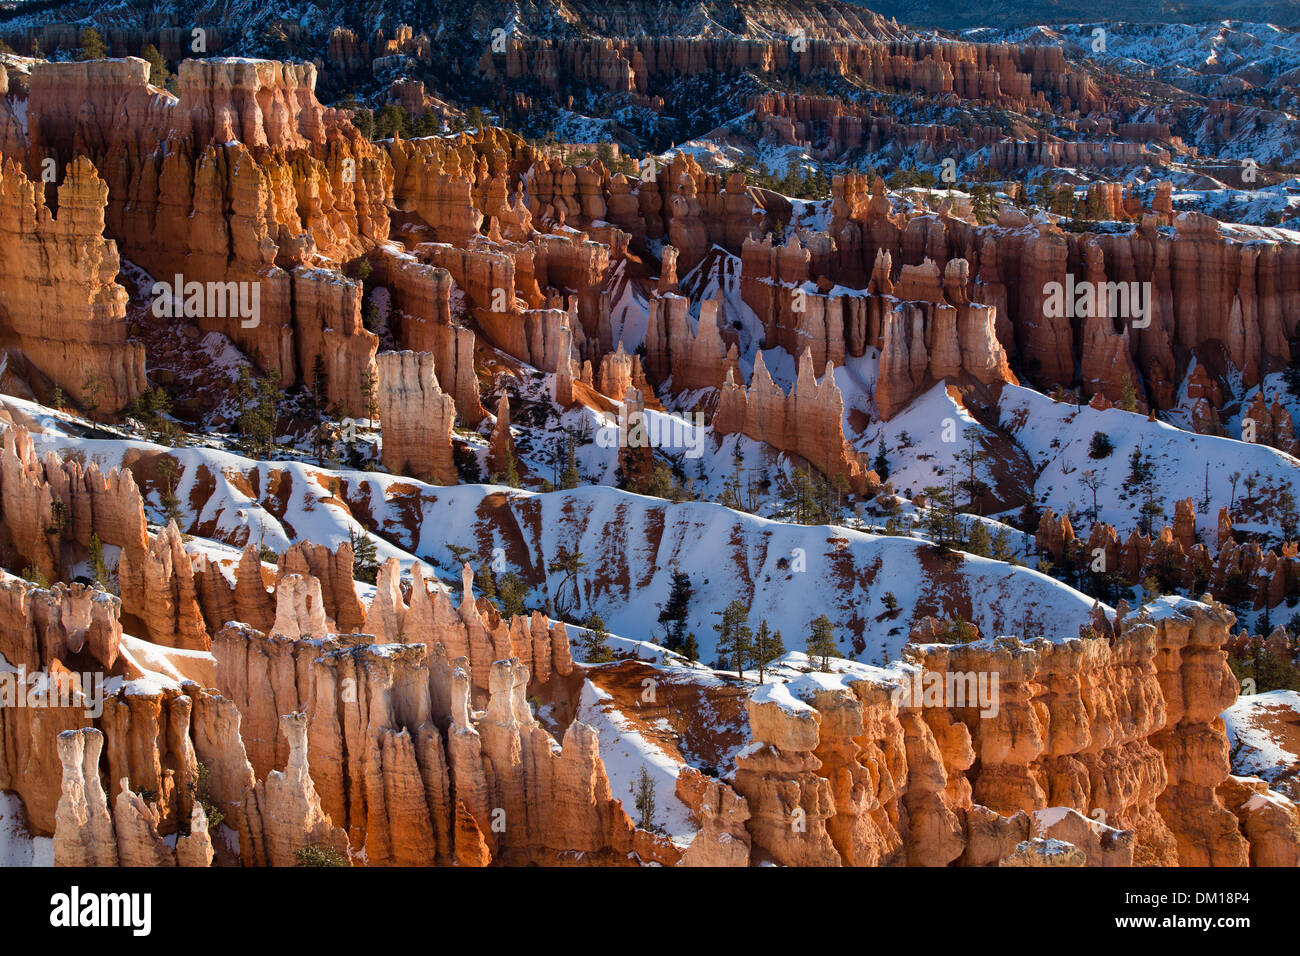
1220 567 1253 616
580 612 615 663
657 566 693 650
1017 491 1042 534
475 562 498 607
632 766 657 832
359 367 377 422
681 632 700 665
1119 376 1139 412
1278 486 1299 542
991 529 1016 563
1127 446 1154 487
311 355 329 415
77 27 107 60
1088 431 1114 459
348 528 379 584
88 532 113 592
82 370 105 415
966 520 992 557
234 367 282 457
753 620 785 684
498 571 528 620
806 614 837 671
922 481 960 549
713 599 754 678
872 439 890 481
955 430 990 511
1285 343 1300 400
547 546 586 618
142 44 169 87
455 444 483 483
560 436 580 489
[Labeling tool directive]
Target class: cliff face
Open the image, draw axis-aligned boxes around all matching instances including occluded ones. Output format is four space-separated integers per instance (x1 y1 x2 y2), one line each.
822 174 1299 410
0 156 144 413
479 35 1085 115
22 57 386 414
376 250 486 425
729 598 1294 867
739 234 1015 420
376 350 458 486
713 348 877 493
644 293 739 393
208 559 661 865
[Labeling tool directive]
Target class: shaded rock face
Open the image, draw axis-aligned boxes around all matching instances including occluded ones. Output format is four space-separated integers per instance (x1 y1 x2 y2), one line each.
713 348 877 494
29 554 663 867
740 233 1016 421
375 249 486 425
644 293 740 393
376 350 458 486
0 156 144 413
19 57 384 415
476 33 1083 113
822 174 1299 411
208 612 669 866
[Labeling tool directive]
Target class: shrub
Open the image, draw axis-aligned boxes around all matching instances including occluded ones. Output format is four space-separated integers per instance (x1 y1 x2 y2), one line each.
1088 431 1114 459
294 844 348 867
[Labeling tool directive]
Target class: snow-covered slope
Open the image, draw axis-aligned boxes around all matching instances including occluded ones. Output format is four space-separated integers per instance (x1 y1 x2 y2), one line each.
999 385 1300 541
1224 689 1300 798
11 403 1107 667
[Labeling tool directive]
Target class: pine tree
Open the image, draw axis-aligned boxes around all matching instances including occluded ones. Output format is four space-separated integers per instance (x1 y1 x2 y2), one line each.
632 766 657 832
991 529 1015 563
681 632 700 665
1017 491 1042 534
560 436 580 489
806 614 836 671
498 571 528 620
142 44 169 87
77 27 107 60
359 367 377 423
955 430 990 512
1119 376 1138 412
713 599 754 678
311 355 329 416
966 520 992 557
753 620 785 684
547 546 586 618
922 482 960 549
88 532 113 592
1285 344 1300 400
157 457 184 531
657 567 693 650
872 439 890 481
1127 446 1152 487
580 612 615 664
475 562 498 607
348 528 379 584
